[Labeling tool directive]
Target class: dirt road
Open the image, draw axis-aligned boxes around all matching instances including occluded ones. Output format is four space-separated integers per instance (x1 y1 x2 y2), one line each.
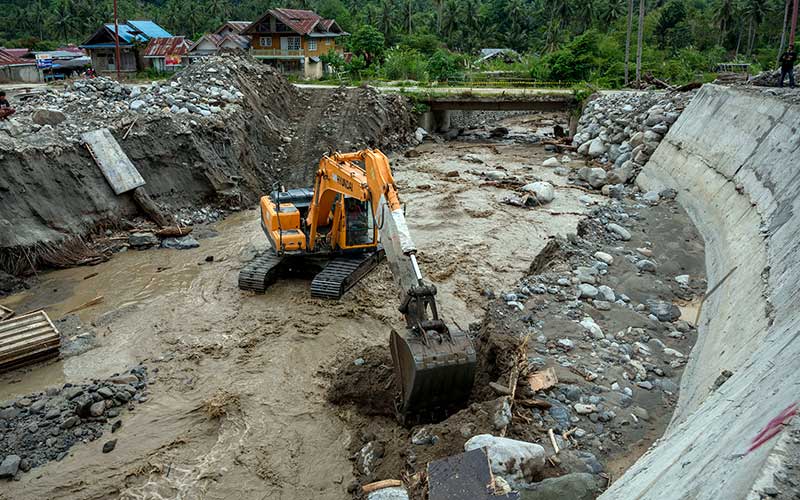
0 116 595 499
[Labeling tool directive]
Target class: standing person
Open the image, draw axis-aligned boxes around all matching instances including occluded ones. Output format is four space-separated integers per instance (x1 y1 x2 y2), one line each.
779 44 797 88
0 91 15 120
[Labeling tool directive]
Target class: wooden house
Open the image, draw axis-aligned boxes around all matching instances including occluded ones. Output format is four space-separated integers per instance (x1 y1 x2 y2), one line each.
80 20 173 76
242 8 347 79
144 37 192 73
188 21 251 60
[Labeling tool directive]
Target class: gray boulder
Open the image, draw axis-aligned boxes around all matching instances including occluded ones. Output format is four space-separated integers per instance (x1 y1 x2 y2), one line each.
579 167 608 189
648 300 681 322
588 137 607 157
607 223 631 241
161 235 200 250
32 109 66 126
0 455 21 478
129 232 159 248
519 473 603 500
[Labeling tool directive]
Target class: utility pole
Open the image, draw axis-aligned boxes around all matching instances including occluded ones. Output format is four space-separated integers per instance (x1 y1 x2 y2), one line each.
114 0 121 79
791 0 799 46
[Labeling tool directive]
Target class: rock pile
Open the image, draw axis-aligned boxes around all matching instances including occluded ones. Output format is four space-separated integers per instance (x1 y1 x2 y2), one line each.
571 91 696 188
2 56 264 144
0 367 148 479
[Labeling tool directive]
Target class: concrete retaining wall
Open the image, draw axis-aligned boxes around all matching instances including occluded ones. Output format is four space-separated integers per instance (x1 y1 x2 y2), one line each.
603 85 800 499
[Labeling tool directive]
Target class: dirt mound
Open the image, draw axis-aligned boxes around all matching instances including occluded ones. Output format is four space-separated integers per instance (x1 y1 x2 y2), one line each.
0 54 416 276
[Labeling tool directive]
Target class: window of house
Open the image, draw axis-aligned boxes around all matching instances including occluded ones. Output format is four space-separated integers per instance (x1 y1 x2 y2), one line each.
288 37 301 51
276 21 290 32
308 39 317 51
260 37 272 48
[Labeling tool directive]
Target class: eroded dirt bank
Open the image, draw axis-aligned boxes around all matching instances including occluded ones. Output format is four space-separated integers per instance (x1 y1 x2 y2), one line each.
0 110 705 499
0 55 415 277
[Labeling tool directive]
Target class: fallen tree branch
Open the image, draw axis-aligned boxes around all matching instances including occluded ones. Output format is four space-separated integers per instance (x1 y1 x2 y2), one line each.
362 479 403 493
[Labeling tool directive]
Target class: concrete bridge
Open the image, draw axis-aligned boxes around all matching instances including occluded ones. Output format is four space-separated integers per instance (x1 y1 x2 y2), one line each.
295 83 579 132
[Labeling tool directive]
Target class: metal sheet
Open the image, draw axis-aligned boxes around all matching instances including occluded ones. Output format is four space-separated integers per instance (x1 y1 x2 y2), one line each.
0 305 13 321
428 448 520 500
82 128 145 195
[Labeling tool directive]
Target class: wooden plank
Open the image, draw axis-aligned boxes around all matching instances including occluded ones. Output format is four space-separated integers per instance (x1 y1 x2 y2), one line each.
81 128 145 195
0 310 60 371
0 305 13 321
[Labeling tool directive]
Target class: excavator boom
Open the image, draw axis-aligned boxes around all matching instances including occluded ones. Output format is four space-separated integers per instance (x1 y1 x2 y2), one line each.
347 150 477 421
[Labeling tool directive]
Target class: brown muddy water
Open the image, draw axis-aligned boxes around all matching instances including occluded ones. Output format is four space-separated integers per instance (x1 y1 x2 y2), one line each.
0 120 604 499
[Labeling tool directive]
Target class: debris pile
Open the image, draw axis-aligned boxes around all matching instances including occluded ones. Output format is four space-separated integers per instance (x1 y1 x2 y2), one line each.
570 91 696 188
0 367 148 479
2 56 283 144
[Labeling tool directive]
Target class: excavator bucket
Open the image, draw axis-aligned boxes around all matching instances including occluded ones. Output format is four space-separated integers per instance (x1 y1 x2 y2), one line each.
390 327 477 423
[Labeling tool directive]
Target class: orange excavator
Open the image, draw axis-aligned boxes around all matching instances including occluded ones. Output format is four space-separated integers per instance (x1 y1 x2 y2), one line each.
239 149 476 420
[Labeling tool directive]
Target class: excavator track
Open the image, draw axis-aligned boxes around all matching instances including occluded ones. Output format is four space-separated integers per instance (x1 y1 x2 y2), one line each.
238 253 285 293
310 249 385 299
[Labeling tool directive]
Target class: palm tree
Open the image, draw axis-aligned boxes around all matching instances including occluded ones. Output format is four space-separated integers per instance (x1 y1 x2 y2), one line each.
51 0 76 43
636 0 645 84
602 0 627 26
625 0 634 85
28 0 49 40
742 0 767 56
206 0 231 26
713 0 736 45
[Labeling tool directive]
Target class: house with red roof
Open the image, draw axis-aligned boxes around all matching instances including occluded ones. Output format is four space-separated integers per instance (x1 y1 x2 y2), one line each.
188 21 251 60
143 37 192 73
0 49 41 83
242 8 347 79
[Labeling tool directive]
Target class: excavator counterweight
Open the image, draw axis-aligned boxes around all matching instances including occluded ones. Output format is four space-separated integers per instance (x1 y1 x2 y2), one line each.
239 149 476 420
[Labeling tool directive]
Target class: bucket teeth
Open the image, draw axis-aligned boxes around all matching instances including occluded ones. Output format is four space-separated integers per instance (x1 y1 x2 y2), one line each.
390 328 477 423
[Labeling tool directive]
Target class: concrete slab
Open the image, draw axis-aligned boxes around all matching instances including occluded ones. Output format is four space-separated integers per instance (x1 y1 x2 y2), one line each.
81 128 145 195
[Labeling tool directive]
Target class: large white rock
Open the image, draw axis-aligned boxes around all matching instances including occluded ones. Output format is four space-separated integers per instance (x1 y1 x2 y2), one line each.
521 181 555 204
464 434 546 487
542 157 561 168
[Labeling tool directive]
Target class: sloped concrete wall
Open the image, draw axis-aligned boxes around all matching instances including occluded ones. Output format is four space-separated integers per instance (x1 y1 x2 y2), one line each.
603 85 800 499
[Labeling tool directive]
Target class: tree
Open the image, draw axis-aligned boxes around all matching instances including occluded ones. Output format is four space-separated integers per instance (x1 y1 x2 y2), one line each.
713 0 736 45
349 24 385 65
778 0 791 64
636 0 645 83
625 0 633 85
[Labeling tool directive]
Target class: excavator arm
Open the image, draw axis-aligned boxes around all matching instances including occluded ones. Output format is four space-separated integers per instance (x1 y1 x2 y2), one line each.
333 150 477 421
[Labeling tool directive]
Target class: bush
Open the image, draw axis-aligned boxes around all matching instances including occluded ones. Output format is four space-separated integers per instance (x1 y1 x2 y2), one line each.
427 49 462 82
382 48 429 81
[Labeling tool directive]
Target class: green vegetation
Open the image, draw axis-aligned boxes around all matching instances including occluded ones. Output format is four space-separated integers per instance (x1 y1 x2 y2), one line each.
0 0 793 88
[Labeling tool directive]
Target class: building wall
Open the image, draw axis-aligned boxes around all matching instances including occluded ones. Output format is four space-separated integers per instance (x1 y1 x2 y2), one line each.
251 34 341 56
89 48 138 73
0 65 42 83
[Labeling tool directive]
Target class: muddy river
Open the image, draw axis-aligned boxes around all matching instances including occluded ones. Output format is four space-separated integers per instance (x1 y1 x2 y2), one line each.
1 118 603 499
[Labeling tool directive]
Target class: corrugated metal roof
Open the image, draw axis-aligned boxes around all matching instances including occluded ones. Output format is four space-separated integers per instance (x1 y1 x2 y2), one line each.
0 48 30 58
102 20 172 44
144 37 190 58
0 49 32 67
272 8 322 35
127 20 173 39
224 22 251 34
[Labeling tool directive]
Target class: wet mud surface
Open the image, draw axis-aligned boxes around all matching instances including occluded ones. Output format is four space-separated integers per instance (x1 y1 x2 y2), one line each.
0 113 705 499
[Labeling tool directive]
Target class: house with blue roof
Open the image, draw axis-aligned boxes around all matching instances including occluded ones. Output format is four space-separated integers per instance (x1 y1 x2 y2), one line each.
80 20 173 76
